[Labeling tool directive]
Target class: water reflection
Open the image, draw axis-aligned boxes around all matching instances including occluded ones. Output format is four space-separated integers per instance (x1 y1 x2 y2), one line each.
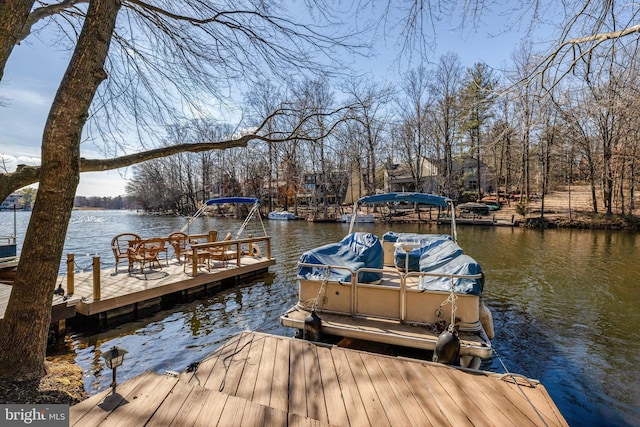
2 210 639 425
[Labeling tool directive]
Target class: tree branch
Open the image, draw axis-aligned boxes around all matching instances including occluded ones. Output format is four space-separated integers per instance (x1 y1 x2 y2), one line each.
18 0 88 44
0 105 354 201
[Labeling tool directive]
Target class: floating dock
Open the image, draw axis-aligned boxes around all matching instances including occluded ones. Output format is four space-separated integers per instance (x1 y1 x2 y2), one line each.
0 236 274 329
70 331 567 426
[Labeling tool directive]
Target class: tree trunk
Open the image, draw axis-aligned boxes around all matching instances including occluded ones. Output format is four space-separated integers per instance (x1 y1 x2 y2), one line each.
0 0 35 80
0 0 121 381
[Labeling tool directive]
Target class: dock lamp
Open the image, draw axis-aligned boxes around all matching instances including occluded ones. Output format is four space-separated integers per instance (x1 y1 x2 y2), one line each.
103 346 128 394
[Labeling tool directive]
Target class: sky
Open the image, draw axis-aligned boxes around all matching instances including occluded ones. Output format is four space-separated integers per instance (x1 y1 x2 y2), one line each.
0 4 543 198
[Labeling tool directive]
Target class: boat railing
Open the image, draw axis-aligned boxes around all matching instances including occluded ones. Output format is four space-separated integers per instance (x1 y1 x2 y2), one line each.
299 262 483 325
0 235 16 245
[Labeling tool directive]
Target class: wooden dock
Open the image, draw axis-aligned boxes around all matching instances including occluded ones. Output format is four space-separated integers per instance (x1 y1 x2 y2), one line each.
0 248 274 328
71 331 568 426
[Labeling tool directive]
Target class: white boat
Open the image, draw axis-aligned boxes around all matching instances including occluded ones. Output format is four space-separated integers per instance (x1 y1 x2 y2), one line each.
280 192 494 369
267 210 296 220
339 213 375 223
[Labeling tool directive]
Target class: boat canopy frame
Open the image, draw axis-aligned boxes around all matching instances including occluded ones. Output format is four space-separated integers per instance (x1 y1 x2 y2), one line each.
180 197 267 238
349 192 457 241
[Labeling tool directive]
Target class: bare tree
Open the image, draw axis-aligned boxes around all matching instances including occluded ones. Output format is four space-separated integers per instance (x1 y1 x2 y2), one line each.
429 52 463 197
394 66 431 192
342 77 392 197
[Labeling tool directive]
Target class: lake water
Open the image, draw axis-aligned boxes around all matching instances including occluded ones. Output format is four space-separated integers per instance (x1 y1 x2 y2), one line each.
1 209 639 426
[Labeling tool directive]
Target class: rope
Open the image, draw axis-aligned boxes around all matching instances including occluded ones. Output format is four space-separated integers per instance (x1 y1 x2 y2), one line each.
74 260 93 271
311 267 330 312
218 336 255 392
436 275 458 333
492 347 549 426
183 317 276 387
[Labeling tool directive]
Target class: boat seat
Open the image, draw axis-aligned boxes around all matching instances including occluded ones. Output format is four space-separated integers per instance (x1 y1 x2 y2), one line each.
385 232 453 272
298 232 383 284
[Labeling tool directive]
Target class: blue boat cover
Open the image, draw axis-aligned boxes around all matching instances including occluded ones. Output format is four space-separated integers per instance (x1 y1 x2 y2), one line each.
418 254 483 295
385 232 454 272
298 232 384 283
205 197 258 205
385 232 483 295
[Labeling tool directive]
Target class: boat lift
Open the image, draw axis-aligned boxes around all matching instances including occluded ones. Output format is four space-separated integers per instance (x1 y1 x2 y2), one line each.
180 197 267 238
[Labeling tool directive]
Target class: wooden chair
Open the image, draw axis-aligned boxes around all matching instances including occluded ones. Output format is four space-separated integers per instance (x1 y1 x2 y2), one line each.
208 233 232 268
111 233 141 273
168 232 189 263
128 238 166 273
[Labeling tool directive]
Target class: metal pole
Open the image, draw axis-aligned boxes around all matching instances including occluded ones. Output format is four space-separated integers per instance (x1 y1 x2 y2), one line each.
111 366 117 394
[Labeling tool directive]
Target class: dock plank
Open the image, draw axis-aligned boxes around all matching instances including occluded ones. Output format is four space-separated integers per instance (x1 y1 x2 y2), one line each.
163 384 212 426
489 375 569 426
216 332 255 395
0 283 11 318
235 332 266 401
343 350 391 427
302 341 329 424
192 389 228 426
450 370 538 427
359 352 412 426
431 365 494 427
73 372 173 427
252 332 278 407
181 332 244 386
105 374 178 427
145 380 196 427
289 337 309 418
201 332 252 392
215 393 247 427
329 347 369 426
374 356 434 424
270 335 291 412
406 362 473 426
316 345 350 427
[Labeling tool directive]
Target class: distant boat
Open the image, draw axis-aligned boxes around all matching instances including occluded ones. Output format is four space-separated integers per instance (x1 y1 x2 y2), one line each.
339 213 375 223
0 207 18 284
267 211 296 220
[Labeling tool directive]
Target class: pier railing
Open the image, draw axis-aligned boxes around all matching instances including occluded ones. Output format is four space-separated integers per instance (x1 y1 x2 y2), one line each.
187 236 272 277
65 234 272 299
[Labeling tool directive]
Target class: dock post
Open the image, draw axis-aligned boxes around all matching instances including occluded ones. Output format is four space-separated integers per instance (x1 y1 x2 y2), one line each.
248 234 253 256
192 250 198 277
67 253 75 295
93 256 101 301
208 231 217 242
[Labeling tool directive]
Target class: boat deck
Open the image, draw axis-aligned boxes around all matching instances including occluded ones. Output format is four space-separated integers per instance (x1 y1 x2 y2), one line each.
280 306 492 359
71 331 567 426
